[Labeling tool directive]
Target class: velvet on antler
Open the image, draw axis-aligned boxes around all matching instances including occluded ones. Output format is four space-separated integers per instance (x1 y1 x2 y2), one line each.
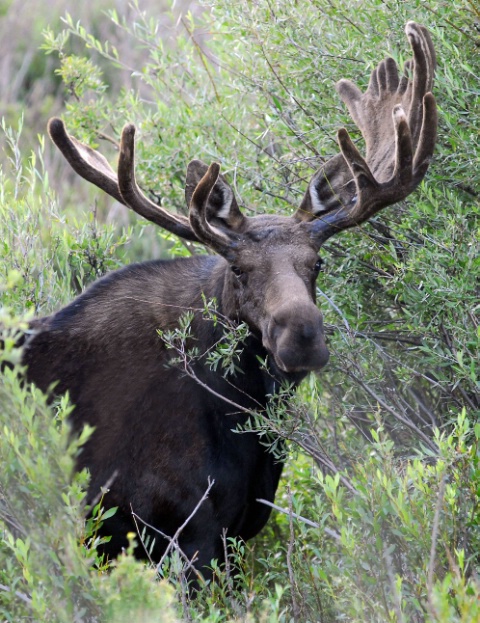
294 21 437 243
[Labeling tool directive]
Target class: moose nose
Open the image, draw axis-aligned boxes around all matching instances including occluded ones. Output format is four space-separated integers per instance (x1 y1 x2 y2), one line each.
297 321 317 342
266 303 329 373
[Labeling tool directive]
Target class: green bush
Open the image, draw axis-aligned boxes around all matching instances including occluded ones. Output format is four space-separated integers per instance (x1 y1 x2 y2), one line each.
1 0 478 620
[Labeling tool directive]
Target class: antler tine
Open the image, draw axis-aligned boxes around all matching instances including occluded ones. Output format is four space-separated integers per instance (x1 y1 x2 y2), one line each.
412 92 437 180
117 124 199 242
295 22 437 242
405 21 437 147
48 118 124 204
189 163 237 256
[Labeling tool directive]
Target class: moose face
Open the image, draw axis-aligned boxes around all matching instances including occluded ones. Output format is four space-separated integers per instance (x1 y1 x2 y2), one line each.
183 162 332 379
221 215 330 377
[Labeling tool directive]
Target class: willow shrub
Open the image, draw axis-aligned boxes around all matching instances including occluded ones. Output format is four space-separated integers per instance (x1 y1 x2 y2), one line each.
1 0 479 620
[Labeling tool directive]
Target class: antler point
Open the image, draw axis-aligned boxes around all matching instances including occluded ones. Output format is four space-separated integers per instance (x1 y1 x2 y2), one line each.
208 162 221 179
47 117 67 139
405 21 418 36
122 123 136 137
393 105 407 121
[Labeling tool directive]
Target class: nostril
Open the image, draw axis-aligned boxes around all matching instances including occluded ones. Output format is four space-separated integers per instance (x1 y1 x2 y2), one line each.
271 314 286 330
268 312 290 344
269 308 323 343
267 317 281 343
299 322 318 341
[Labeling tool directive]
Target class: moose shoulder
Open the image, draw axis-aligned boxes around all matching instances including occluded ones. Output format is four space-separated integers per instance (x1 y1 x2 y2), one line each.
21 23 437 575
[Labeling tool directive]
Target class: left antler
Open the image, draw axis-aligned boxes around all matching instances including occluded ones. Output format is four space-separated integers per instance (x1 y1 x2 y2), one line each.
295 22 437 241
48 118 200 242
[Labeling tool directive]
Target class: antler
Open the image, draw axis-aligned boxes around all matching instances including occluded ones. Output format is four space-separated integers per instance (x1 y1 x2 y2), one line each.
48 117 249 255
48 118 199 242
188 162 245 258
48 118 247 249
294 22 437 241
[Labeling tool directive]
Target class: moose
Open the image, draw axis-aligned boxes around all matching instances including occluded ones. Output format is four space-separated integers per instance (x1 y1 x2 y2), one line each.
20 23 436 576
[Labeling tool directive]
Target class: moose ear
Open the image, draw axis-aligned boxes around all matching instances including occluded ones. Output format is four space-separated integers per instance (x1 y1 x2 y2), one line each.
185 159 245 228
294 154 356 222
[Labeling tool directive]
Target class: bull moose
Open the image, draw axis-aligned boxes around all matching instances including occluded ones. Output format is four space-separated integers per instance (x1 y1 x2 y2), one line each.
20 23 436 576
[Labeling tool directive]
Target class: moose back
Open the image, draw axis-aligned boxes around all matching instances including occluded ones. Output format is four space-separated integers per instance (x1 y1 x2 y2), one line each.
20 23 436 575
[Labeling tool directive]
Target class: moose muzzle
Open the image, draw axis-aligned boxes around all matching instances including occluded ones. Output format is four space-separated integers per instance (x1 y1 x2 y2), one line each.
265 302 330 374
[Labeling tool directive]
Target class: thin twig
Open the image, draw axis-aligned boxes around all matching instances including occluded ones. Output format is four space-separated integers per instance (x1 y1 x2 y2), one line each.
423 4 479 43
179 568 193 623
81 469 118 513
131 506 157 570
181 18 220 103
353 330 423 346
316 287 352 338
291 433 358 494
221 528 233 593
383 544 405 623
427 475 446 618
220 528 244 618
183 363 253 414
0 493 26 538
97 131 120 149
219 111 282 163
157 477 215 571
286 487 301 623
344 369 439 452
0 583 32 606
131 511 203 583
256 497 341 542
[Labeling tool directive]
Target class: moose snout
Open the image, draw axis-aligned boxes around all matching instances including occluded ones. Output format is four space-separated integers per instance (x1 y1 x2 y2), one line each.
265 303 330 373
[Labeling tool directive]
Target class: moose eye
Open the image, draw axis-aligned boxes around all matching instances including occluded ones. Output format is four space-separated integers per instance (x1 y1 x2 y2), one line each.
231 265 244 278
313 258 324 273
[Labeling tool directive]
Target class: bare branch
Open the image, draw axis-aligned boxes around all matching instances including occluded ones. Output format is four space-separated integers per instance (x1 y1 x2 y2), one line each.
383 544 405 623
0 583 32 606
256 497 341 542
131 511 204 585
157 477 215 572
286 486 301 623
427 475 446 619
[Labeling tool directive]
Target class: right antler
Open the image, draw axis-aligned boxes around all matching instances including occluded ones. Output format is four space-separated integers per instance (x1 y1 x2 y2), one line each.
295 22 437 241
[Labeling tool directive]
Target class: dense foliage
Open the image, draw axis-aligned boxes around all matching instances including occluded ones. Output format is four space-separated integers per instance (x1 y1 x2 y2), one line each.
1 0 478 621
